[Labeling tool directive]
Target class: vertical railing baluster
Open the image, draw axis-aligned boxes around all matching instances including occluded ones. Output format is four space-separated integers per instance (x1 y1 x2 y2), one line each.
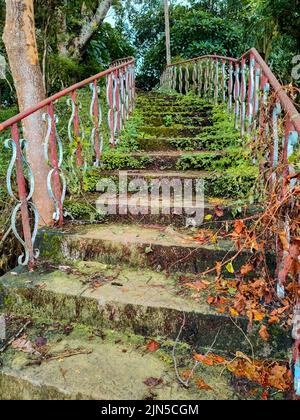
125 65 130 119
221 60 226 103
172 66 177 91
228 61 233 112
253 64 261 139
247 54 255 134
179 65 183 94
43 103 66 226
204 60 209 98
185 64 190 94
214 59 219 104
240 58 246 136
106 72 115 147
259 75 270 142
198 61 203 97
90 80 103 166
270 102 281 192
6 124 38 268
234 62 240 129
115 69 121 138
71 91 82 167
192 61 197 94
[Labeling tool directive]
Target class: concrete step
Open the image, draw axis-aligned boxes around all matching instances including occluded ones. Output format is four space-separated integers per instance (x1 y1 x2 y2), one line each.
0 264 289 358
102 151 224 171
0 316 249 400
143 116 208 127
136 137 204 151
64 193 247 227
140 126 203 138
138 105 210 113
35 223 261 275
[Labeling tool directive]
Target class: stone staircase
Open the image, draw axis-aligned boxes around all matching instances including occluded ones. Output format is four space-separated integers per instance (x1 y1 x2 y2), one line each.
0 93 291 400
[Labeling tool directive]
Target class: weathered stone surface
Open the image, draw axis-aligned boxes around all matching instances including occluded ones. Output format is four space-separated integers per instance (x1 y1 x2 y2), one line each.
0 319 242 400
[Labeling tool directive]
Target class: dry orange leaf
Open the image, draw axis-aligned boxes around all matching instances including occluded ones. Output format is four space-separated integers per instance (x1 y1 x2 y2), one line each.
147 340 160 352
230 307 239 318
196 379 213 391
279 231 290 252
193 354 214 366
234 220 245 234
240 263 254 276
259 325 270 342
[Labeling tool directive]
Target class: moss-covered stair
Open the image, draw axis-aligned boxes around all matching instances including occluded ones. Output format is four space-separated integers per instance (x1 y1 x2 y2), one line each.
0 92 290 400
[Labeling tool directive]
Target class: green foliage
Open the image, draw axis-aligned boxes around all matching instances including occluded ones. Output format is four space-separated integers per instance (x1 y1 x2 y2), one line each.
176 152 224 171
101 152 151 170
197 105 240 150
163 115 174 127
64 199 104 222
117 110 145 152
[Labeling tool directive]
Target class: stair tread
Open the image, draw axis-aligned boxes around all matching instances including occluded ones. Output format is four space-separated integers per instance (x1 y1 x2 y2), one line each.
128 150 222 157
101 169 213 178
1 264 214 315
60 223 233 251
0 314 239 400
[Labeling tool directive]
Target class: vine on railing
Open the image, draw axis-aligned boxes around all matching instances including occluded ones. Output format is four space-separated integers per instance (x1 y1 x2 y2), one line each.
161 48 300 397
0 57 136 269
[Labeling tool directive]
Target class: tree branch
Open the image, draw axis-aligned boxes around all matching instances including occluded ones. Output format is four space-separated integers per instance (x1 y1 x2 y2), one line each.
70 0 113 58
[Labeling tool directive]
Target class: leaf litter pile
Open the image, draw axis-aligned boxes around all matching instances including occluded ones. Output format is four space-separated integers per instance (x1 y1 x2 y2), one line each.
175 206 300 398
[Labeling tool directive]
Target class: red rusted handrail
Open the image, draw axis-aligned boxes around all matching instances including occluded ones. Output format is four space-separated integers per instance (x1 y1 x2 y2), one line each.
0 56 136 271
0 58 135 131
165 48 300 136
162 48 300 396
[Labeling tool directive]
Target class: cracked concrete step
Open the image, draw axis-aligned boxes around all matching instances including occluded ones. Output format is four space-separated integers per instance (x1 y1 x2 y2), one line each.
35 223 265 275
102 151 224 171
0 265 289 358
0 317 249 400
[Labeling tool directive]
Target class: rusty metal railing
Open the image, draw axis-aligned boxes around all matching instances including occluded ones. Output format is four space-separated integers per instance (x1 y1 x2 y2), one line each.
161 48 300 396
0 57 135 269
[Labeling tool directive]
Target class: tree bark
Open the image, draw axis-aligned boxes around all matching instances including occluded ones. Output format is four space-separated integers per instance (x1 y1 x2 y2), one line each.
3 0 54 225
164 0 171 66
70 0 113 59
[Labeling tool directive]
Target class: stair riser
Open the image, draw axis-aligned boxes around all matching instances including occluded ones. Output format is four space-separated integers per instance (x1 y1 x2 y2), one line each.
36 232 265 276
102 154 223 171
139 106 210 113
140 126 203 138
0 286 290 359
143 117 208 127
136 137 203 151
0 374 73 400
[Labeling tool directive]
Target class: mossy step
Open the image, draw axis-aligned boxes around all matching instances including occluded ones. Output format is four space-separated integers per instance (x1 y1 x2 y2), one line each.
143 116 208 127
102 151 224 171
0 316 259 400
64 193 260 228
140 126 203 138
84 168 257 199
0 318 222 400
138 105 210 113
136 137 206 151
0 265 289 359
141 110 211 118
34 223 267 276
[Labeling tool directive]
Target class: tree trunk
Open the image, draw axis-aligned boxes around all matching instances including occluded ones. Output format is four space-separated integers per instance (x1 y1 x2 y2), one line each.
164 0 171 66
3 0 54 225
70 0 113 59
